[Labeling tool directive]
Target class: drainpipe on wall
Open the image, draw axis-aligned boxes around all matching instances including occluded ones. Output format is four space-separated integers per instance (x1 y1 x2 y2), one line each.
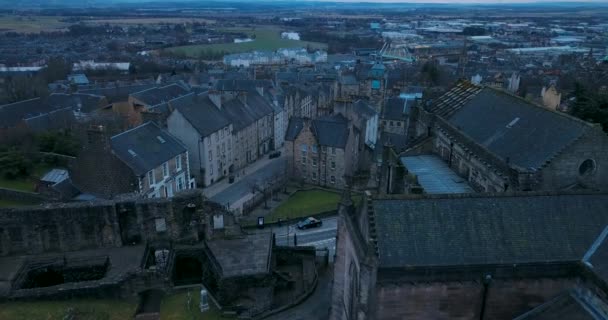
479 274 492 320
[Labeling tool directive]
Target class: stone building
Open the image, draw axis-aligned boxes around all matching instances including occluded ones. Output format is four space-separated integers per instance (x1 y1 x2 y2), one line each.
285 114 360 189
167 93 234 187
70 122 194 199
0 190 318 318
330 191 608 320
406 80 608 192
127 83 190 127
168 89 276 187
380 97 413 135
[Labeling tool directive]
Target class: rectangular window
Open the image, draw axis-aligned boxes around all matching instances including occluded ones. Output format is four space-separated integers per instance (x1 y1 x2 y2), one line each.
322 146 327 153
209 150 213 161
155 218 167 232
177 176 184 191
331 161 336 170
312 172 317 180
312 158 317 167
162 162 169 177
331 147 336 155
148 170 155 186
176 155 182 171
312 145 318 153
300 144 308 152
330 176 336 184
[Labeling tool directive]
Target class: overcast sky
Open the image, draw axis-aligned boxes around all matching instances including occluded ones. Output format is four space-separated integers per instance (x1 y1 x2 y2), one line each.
303 0 604 2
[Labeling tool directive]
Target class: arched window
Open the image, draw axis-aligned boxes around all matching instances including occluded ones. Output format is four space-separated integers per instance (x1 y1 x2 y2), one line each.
579 159 596 176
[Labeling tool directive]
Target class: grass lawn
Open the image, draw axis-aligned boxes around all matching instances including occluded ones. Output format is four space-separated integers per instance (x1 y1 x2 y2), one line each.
268 189 359 222
0 175 36 192
166 26 327 58
161 290 234 320
86 17 216 25
0 163 56 193
0 15 68 33
0 199 39 208
0 299 137 320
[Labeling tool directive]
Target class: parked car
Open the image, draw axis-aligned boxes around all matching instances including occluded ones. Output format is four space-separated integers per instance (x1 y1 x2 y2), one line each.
268 151 281 159
297 217 322 230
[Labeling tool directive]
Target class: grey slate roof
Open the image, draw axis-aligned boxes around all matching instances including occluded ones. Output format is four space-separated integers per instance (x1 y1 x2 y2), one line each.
80 83 157 103
206 233 272 277
110 122 186 176
353 100 377 119
372 193 608 268
447 88 590 169
285 117 304 142
130 84 189 107
382 97 413 120
285 115 351 148
215 79 273 93
0 93 104 129
312 114 350 148
221 94 274 131
169 93 231 137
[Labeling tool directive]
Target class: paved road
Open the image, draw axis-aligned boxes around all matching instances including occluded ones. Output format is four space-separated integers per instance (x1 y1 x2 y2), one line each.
260 216 338 259
209 158 286 207
264 266 333 320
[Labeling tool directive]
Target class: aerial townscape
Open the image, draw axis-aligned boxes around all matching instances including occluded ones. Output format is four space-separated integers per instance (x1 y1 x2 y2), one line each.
1 0 608 319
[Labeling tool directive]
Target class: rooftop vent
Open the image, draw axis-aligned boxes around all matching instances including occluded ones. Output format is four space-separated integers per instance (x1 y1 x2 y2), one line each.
157 136 166 144
128 149 137 157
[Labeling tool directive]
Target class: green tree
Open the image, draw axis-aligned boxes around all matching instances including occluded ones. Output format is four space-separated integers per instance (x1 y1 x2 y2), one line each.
0 150 32 179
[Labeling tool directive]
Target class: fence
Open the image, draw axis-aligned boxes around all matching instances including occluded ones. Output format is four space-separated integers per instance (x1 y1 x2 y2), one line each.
241 178 288 216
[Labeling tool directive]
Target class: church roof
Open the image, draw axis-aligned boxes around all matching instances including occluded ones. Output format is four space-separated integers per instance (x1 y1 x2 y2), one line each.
427 81 594 170
371 193 608 269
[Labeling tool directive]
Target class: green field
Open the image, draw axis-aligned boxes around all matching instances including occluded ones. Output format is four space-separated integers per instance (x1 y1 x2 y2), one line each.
0 15 69 33
268 189 360 222
166 27 327 58
161 290 234 320
0 299 137 320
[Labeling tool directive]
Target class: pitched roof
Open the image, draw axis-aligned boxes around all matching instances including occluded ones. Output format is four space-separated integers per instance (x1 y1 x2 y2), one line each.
285 117 304 141
110 122 186 176
221 94 274 131
40 169 69 184
312 114 350 148
372 193 608 268
130 84 189 107
425 80 482 117
353 100 377 119
447 87 590 169
215 79 273 93
382 97 413 120
169 93 231 137
80 83 157 103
